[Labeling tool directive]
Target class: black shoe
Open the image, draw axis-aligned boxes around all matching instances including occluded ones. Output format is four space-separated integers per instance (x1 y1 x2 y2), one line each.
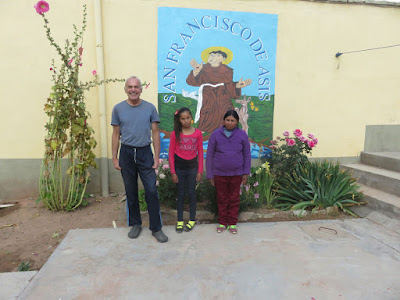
152 229 168 243
128 225 142 239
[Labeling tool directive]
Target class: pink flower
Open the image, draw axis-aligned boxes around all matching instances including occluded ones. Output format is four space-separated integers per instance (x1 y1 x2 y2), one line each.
156 180 159 186
307 140 315 148
245 185 250 192
239 188 242 195
293 129 302 137
308 133 314 139
155 169 158 175
79 47 83 56
270 145 276 149
254 193 260 199
78 63 82 66
68 58 73 65
270 140 277 145
283 131 290 137
253 181 259 187
159 159 163 164
49 67 53 71
276 136 281 140
299 136 306 142
287 139 296 146
34 1 49 14
92 70 97 76
162 164 169 170
313 138 318 145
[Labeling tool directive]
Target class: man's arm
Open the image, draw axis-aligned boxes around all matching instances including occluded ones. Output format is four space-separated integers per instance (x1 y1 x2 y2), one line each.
112 125 121 170
151 122 160 169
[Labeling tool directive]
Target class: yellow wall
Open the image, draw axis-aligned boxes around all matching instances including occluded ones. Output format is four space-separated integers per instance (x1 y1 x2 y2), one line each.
1 0 400 160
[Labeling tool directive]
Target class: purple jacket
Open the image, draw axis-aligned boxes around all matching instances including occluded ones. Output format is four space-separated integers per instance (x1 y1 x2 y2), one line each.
206 126 251 178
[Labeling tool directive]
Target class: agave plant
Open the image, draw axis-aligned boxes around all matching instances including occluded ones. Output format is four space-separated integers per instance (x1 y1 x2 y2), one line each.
275 161 363 216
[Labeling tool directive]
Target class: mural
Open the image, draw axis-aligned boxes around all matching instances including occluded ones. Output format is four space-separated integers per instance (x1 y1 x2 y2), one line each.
157 7 278 158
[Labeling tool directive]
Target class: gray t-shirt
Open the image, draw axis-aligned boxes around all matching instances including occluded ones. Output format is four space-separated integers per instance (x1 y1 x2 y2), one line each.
111 100 160 147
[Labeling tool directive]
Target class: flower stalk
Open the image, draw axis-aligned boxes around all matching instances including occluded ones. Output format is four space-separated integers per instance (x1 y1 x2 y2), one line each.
36 2 124 211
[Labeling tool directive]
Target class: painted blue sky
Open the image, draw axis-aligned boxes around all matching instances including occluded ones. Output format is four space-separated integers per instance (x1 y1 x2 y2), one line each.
158 7 278 98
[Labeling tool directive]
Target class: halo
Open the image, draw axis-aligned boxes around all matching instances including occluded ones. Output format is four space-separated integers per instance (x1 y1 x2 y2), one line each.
201 46 233 65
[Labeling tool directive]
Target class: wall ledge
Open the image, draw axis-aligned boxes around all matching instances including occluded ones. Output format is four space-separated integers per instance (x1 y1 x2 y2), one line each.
303 0 400 7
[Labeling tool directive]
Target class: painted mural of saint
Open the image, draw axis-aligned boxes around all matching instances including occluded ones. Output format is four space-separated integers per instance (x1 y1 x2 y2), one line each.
186 46 252 133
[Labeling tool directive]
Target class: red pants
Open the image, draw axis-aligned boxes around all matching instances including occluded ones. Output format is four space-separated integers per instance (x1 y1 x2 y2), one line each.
214 175 242 226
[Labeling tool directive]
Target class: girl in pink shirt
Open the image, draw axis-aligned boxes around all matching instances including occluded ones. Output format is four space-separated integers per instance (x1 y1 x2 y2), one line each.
169 107 203 233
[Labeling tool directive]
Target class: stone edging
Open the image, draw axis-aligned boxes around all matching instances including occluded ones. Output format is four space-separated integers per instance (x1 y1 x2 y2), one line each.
157 206 341 223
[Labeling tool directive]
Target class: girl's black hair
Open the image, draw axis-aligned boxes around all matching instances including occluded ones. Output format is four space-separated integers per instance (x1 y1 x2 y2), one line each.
223 110 239 122
174 107 193 144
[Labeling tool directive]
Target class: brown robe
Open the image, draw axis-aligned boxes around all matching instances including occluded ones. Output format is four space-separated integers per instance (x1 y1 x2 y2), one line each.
186 63 241 133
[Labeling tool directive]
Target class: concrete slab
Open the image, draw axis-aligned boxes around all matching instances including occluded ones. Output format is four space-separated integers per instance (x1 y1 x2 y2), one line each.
18 220 400 300
0 271 37 300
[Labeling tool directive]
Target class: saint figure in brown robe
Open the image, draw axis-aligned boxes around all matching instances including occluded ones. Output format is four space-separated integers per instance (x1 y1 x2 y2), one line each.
186 50 252 133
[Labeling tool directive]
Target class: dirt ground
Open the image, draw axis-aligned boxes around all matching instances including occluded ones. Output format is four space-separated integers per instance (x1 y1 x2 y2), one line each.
0 195 352 273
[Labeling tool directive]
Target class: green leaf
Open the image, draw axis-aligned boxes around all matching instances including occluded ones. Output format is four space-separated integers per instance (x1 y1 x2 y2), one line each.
44 104 52 112
88 138 97 148
51 141 58 150
71 123 84 135
66 166 73 175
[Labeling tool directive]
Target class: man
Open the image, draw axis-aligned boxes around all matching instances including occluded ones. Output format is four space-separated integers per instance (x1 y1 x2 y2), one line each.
111 76 168 243
186 49 252 133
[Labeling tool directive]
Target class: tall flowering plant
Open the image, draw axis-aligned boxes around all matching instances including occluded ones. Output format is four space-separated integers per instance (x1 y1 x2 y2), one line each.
36 1 124 211
269 129 318 182
253 161 276 208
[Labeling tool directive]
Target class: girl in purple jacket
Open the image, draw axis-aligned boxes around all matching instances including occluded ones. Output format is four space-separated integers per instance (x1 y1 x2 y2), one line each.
206 110 251 234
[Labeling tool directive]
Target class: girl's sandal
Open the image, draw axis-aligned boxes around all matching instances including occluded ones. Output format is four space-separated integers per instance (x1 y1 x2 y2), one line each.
217 224 226 233
228 225 238 234
176 221 184 233
184 221 195 232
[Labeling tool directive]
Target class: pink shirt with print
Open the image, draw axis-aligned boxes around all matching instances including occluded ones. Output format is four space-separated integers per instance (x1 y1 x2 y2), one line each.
168 128 204 174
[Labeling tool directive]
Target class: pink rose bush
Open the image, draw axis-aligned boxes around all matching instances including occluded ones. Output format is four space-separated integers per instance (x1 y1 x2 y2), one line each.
154 159 177 208
268 129 318 180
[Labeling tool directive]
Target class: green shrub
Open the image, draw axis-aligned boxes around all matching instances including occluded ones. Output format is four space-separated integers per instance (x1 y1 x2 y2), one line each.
18 261 31 272
197 177 218 214
138 189 147 211
156 159 177 209
275 160 363 215
239 184 262 212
